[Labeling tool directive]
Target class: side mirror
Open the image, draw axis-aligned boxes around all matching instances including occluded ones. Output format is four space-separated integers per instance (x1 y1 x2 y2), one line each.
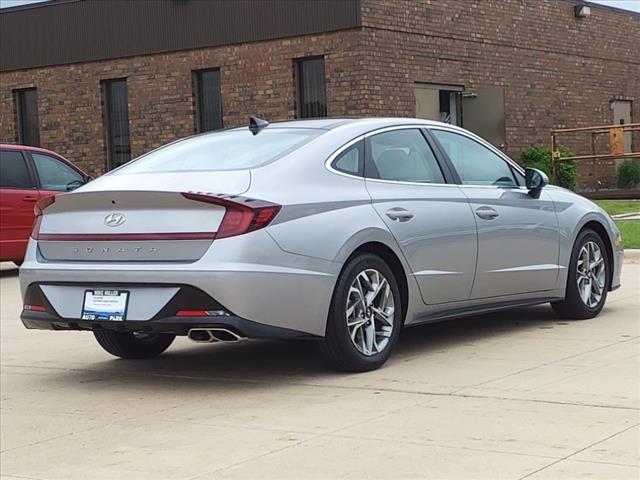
525 168 548 198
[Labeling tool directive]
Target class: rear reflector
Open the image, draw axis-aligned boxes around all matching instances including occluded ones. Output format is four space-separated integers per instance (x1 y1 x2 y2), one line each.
181 192 281 239
24 305 46 312
176 310 230 317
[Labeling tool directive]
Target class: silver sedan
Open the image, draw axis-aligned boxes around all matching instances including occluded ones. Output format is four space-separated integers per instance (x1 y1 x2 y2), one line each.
19 118 623 371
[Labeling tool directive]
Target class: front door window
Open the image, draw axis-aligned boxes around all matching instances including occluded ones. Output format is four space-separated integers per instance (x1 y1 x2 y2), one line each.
430 129 518 187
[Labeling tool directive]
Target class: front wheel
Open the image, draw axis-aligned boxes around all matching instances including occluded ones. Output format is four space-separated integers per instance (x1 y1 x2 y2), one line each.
551 229 609 320
93 330 175 359
321 253 402 372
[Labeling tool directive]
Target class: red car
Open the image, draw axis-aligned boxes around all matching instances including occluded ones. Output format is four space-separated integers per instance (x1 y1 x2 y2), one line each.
0 144 89 265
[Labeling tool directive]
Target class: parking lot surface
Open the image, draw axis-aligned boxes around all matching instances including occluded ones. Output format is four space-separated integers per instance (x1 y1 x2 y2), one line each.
1 262 638 480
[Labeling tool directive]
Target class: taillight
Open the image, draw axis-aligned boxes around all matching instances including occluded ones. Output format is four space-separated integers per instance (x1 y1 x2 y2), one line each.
34 195 55 217
181 193 281 239
31 196 56 240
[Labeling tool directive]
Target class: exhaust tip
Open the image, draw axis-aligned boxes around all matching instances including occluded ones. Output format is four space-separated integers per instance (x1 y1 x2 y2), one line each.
187 329 217 343
211 329 241 342
187 328 245 343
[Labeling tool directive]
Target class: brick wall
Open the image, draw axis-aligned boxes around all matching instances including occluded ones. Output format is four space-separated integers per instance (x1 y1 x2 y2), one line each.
1 0 638 189
0 30 364 177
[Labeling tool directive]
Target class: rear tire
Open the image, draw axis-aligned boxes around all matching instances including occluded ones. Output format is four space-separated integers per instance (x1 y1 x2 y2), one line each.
93 330 175 359
551 229 609 320
320 253 402 372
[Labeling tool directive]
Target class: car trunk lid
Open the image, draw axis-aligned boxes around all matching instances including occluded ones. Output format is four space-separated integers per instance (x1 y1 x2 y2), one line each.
35 171 250 262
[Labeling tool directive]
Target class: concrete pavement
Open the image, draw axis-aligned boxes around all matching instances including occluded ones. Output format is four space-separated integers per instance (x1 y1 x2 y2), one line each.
1 263 638 479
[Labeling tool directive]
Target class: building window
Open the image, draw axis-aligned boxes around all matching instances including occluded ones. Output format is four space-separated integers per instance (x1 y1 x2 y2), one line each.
296 56 327 118
14 88 40 146
102 78 131 170
193 68 223 132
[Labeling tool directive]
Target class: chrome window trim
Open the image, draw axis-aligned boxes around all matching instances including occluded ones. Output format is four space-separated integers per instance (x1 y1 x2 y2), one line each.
361 176 460 188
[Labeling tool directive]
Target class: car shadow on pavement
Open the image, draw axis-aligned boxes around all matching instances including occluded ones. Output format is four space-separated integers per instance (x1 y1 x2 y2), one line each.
38 304 574 392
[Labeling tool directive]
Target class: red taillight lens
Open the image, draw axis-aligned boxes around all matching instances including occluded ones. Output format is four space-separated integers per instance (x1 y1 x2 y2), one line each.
32 196 56 240
176 310 208 317
24 304 46 312
181 193 281 239
34 195 55 217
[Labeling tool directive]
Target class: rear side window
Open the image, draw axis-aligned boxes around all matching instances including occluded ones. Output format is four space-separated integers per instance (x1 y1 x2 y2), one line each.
332 141 363 176
115 128 322 173
367 129 445 184
0 150 35 189
32 153 85 191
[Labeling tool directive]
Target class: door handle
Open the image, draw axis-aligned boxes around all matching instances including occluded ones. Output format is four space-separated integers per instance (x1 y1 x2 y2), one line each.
22 195 38 202
475 206 499 220
385 208 414 222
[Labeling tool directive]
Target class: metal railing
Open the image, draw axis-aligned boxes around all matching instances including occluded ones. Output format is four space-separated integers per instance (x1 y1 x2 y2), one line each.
551 123 640 190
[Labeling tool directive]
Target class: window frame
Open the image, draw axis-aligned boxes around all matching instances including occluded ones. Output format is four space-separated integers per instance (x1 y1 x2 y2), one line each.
0 148 38 190
426 126 525 188
25 151 87 191
295 56 327 119
102 78 132 171
14 87 40 147
193 68 223 133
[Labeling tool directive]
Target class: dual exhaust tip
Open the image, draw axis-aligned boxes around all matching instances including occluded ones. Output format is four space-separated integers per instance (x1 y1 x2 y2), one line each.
187 327 246 343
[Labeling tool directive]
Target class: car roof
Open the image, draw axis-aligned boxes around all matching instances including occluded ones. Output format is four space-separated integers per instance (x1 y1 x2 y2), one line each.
0 143 88 175
0 143 65 157
251 117 452 131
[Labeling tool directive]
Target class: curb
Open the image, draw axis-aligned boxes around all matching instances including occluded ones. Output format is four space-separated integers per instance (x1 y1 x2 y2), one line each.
624 249 640 264
613 213 640 220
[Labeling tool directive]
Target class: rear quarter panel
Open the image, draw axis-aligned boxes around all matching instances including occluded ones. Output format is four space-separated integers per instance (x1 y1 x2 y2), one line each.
249 137 426 325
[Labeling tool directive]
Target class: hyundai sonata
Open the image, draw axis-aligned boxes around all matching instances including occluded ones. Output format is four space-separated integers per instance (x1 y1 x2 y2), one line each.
20 118 623 371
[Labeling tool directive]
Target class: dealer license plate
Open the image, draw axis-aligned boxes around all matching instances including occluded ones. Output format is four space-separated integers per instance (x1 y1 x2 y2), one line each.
81 290 129 321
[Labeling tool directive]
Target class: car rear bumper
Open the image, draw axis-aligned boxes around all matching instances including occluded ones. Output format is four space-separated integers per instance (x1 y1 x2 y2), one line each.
19 231 339 336
21 311 314 339
20 283 317 339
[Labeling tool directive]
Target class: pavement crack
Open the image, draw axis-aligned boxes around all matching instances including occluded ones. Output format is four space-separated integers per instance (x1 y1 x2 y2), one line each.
517 422 640 479
457 336 640 393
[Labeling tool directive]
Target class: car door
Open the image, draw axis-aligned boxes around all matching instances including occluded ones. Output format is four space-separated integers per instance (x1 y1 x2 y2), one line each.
429 128 560 299
364 127 477 305
0 149 40 261
29 151 86 198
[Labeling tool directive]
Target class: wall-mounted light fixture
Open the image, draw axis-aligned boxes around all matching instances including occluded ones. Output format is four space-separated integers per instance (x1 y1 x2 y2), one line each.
574 4 591 18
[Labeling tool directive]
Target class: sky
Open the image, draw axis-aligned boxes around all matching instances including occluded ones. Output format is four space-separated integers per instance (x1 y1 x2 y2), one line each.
1 0 639 13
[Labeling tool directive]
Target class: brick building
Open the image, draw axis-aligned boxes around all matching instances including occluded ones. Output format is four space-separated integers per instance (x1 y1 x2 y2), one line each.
1 0 638 190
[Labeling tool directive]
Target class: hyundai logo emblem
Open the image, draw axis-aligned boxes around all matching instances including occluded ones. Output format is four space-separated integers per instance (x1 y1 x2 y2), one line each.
104 213 126 227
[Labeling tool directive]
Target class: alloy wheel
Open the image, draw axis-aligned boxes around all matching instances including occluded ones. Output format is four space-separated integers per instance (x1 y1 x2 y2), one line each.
346 269 395 356
576 241 606 308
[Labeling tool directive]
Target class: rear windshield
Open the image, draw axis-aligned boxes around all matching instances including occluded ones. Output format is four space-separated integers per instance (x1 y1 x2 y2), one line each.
113 128 322 173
